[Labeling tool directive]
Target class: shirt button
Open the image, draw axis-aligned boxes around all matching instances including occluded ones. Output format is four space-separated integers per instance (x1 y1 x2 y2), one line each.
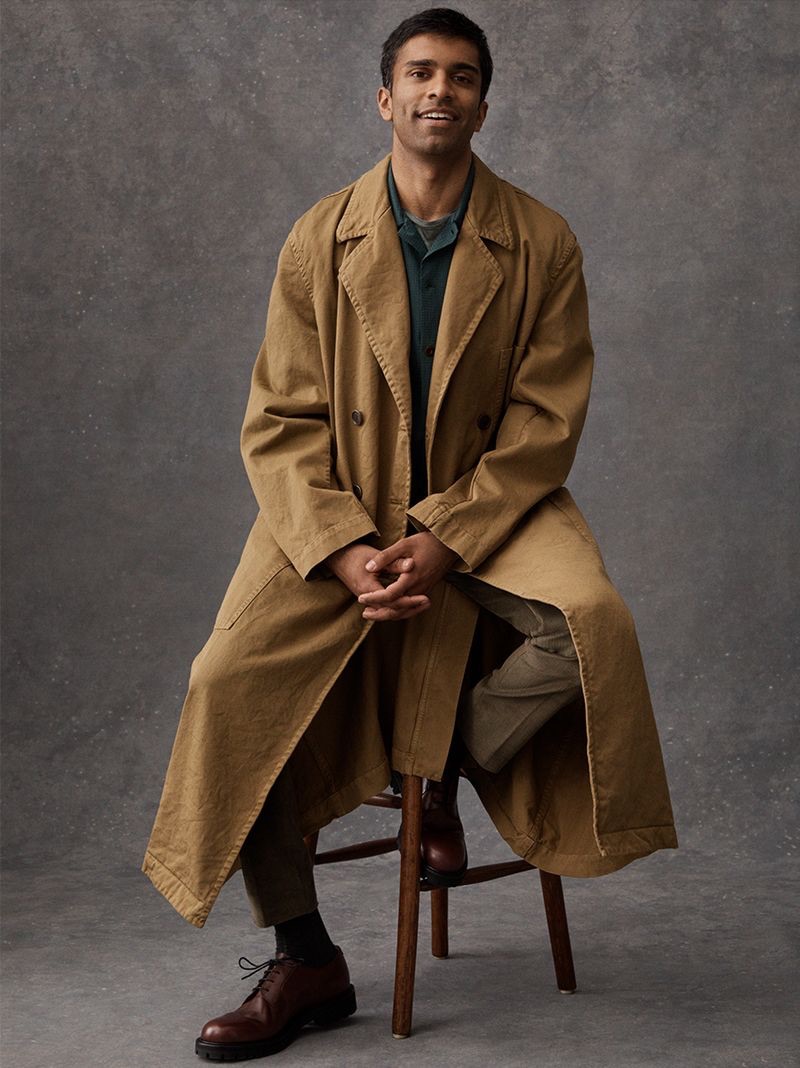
477 413 491 430
353 483 363 500
425 345 434 357
351 409 364 425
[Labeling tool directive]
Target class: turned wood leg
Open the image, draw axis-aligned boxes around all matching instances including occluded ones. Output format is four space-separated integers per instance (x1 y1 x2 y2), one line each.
431 888 449 958
538 869 577 992
393 774 422 1038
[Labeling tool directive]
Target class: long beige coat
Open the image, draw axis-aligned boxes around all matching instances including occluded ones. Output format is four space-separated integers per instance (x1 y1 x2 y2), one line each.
143 151 678 928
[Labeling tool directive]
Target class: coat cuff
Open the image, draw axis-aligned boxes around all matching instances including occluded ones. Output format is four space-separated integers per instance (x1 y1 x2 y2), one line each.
293 509 379 581
406 502 484 572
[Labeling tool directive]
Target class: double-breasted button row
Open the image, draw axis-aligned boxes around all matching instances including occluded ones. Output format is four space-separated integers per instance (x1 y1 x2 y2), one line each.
353 483 363 500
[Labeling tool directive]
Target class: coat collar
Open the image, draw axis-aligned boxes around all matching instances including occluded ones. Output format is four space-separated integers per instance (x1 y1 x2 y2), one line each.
336 151 515 250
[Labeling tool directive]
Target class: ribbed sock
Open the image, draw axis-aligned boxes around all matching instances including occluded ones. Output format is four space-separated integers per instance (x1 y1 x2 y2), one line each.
274 908 337 966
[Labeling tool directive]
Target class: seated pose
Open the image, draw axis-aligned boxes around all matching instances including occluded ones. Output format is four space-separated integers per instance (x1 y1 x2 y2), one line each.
142 7 678 1062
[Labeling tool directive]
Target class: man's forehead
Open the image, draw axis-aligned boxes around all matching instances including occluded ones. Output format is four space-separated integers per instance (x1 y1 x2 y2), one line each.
395 34 480 71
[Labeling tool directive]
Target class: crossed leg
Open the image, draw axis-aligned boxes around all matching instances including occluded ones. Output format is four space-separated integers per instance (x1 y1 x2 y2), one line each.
444 570 582 774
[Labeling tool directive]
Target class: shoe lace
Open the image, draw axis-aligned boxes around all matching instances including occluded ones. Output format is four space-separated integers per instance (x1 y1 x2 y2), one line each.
237 954 305 993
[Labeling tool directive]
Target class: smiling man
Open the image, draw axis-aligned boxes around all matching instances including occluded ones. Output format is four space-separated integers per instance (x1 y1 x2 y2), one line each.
143 7 677 1062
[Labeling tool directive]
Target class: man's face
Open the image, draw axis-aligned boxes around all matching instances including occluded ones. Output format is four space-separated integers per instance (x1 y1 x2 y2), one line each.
377 33 488 158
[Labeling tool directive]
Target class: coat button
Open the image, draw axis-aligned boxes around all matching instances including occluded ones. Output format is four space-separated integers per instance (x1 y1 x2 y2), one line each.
477 413 492 430
424 345 434 357
351 409 364 425
353 483 363 500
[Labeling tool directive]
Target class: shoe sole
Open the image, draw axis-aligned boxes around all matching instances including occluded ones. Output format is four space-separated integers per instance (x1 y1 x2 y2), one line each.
194 984 357 1061
420 859 468 888
396 832 468 888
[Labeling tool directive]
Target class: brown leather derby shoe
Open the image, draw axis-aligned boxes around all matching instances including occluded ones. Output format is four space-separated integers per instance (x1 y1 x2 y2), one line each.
419 772 468 887
195 948 356 1061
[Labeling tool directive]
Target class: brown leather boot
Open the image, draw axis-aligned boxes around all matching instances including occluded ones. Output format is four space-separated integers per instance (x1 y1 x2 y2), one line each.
195 948 356 1061
416 733 468 887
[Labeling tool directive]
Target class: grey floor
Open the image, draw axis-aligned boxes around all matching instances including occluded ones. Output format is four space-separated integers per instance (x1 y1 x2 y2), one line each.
2 794 796 1068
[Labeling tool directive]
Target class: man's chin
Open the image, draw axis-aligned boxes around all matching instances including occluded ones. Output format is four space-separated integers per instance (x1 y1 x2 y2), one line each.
404 135 472 159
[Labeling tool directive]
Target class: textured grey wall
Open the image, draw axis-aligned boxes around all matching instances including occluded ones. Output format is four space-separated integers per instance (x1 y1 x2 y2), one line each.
2 0 797 879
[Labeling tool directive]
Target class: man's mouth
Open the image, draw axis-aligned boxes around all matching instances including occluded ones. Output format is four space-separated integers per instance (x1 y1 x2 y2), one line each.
417 110 458 123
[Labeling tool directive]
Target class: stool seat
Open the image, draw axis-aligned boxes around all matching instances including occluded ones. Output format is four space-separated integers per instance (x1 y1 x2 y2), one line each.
305 773 576 1038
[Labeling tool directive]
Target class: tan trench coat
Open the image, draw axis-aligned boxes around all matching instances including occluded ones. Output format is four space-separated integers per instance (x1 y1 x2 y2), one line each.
142 151 678 928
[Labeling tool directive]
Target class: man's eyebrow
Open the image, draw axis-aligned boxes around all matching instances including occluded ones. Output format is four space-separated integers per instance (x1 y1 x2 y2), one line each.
402 59 480 75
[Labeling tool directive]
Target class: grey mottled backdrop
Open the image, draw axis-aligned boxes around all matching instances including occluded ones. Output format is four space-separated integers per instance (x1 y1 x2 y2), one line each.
2 2 797 1066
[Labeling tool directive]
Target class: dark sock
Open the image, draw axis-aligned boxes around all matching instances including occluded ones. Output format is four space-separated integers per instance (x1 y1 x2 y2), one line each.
274 908 336 966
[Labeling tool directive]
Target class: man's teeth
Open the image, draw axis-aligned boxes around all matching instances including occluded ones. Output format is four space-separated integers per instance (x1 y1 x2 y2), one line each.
420 112 454 119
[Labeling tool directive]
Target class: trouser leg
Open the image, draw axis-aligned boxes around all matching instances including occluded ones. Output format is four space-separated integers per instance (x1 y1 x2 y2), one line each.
238 758 318 928
445 571 582 774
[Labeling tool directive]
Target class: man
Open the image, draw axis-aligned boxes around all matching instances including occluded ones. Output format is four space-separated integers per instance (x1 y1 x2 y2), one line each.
143 7 678 1062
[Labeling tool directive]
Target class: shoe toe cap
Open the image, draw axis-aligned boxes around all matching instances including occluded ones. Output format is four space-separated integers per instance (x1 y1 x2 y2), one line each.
200 1011 265 1043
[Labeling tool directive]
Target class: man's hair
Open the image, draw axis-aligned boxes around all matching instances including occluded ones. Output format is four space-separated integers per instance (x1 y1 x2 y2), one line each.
380 7 493 103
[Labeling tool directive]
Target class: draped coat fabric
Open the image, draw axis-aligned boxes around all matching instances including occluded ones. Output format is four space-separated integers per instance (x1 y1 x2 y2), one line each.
142 151 678 928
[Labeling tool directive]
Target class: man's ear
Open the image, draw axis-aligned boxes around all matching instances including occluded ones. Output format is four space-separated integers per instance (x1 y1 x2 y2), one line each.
473 99 488 133
377 85 393 123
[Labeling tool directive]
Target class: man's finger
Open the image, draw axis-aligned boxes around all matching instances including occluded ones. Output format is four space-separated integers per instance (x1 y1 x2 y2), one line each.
362 593 429 613
356 575 389 596
358 572 416 604
362 597 430 621
365 539 413 572
382 556 414 575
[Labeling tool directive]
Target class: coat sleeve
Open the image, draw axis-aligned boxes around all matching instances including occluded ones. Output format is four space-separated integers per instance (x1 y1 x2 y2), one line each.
406 234 594 572
240 231 379 580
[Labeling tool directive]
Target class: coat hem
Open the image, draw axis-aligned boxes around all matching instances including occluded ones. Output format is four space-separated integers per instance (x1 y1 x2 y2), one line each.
466 765 678 877
596 824 679 855
519 822 679 876
141 850 210 929
524 840 673 878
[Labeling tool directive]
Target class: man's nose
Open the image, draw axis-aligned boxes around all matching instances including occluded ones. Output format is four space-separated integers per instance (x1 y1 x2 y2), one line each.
426 75 452 100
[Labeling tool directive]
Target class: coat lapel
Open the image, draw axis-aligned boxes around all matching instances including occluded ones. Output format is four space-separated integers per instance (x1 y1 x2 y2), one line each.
426 154 515 437
335 151 515 436
426 214 503 439
336 156 412 428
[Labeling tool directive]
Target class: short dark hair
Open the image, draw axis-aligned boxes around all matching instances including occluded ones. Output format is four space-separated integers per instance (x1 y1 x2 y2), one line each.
380 7 493 103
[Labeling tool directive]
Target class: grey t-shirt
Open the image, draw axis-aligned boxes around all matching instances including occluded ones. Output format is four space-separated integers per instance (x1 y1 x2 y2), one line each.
405 209 455 250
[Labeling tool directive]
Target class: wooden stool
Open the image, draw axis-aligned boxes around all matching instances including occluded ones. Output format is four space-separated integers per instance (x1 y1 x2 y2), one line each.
304 771 577 1038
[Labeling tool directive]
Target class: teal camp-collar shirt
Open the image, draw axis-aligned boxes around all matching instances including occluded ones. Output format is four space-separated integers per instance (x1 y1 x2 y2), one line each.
387 160 475 506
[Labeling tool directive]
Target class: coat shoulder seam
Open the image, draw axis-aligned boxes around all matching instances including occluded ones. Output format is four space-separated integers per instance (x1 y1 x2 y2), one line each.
547 232 578 288
286 231 315 303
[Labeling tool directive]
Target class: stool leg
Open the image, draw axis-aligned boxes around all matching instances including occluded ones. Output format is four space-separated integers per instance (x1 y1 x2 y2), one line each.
393 774 422 1038
431 888 449 958
538 869 577 992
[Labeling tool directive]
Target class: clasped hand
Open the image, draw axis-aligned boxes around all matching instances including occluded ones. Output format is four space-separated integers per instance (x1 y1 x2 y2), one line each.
325 532 460 621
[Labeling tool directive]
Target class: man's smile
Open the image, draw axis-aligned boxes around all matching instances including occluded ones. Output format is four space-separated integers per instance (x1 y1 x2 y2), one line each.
416 108 458 123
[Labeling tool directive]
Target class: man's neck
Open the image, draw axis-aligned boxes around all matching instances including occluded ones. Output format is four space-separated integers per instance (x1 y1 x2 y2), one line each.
389 142 473 221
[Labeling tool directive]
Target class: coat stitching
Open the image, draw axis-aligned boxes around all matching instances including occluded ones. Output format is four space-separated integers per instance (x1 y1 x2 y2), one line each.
215 562 292 629
287 232 315 302
547 232 578 288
